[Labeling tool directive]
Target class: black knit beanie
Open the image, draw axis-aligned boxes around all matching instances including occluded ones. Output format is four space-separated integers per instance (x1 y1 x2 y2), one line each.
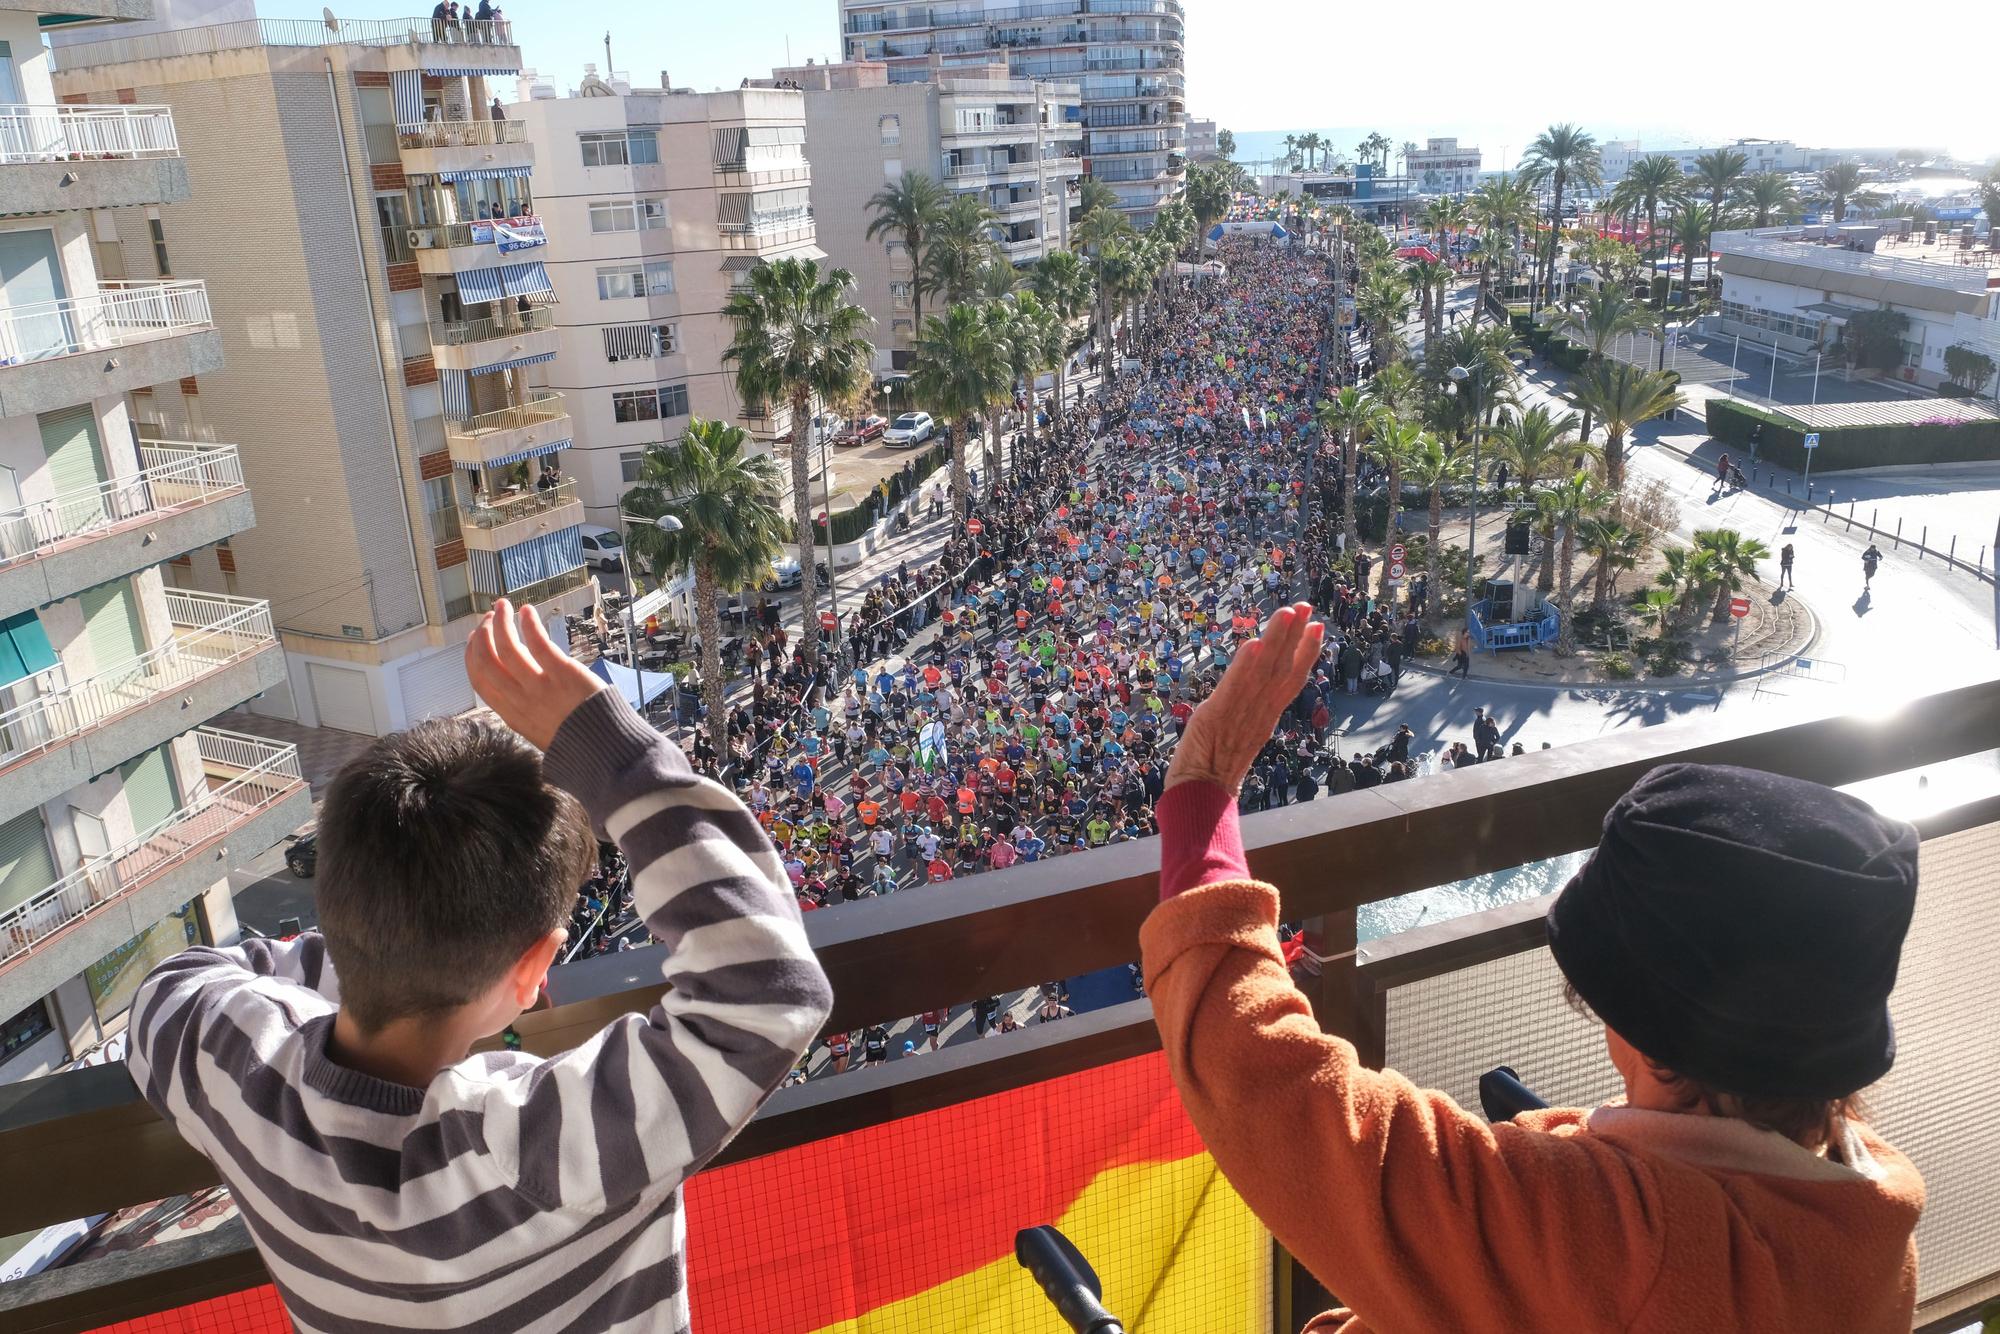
1548 763 1919 1100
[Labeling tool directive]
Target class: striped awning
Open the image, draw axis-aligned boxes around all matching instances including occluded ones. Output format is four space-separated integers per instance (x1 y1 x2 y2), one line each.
390 70 425 131
467 527 585 595
439 353 557 416
720 255 761 272
454 261 553 305
422 66 519 77
453 438 572 471
468 350 555 377
435 165 533 183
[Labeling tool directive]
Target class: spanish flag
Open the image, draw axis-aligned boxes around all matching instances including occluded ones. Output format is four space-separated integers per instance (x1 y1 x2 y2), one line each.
686 1051 1268 1333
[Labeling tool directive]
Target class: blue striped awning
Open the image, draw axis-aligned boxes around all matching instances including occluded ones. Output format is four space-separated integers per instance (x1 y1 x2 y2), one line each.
438 355 554 420
454 261 552 305
422 66 519 77
452 438 572 471
466 527 584 595
390 70 425 130
435 165 533 183
468 350 555 377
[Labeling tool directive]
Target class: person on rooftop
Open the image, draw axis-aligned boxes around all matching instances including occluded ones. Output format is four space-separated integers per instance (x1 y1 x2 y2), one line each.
1143 603 1924 1332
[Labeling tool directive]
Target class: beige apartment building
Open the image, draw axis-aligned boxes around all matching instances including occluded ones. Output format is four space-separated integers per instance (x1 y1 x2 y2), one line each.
0 0 307 1078
509 71 822 528
53 12 594 737
771 59 1081 373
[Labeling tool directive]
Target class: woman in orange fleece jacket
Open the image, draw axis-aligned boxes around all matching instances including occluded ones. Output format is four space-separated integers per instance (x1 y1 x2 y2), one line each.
1141 604 1925 1333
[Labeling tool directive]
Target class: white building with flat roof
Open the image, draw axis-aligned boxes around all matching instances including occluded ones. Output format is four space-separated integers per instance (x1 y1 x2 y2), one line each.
1601 138 1807 182
1404 137 1480 196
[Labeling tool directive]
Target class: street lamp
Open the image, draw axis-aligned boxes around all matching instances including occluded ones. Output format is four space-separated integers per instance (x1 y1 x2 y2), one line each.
1447 364 1479 629
615 510 682 668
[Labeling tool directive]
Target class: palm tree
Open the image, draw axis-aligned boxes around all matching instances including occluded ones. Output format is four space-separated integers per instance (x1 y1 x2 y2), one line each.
1315 387 1380 555
1185 163 1231 242
1656 545 1719 628
865 172 947 337
1671 202 1721 304
1539 470 1607 655
1398 430 1471 621
1404 259 1449 343
1357 269 1412 364
1741 171 1799 228
1615 154 1686 297
1818 161 1882 223
973 257 1017 302
1467 173 1536 323
722 257 875 671
1693 527 1769 624
1369 416 1425 590
911 302 1010 515
1029 249 1092 423
1982 166 2000 242
1519 124 1600 313
1297 132 1323 170
1578 515 1642 612
1074 177 1121 225
1002 291 1058 473
1092 234 1150 354
1565 360 1683 496
1365 359 1420 420
1554 285 1659 442
1691 148 1747 256
621 418 789 760
1282 133 1299 171
1489 403 1593 500
920 193 1000 310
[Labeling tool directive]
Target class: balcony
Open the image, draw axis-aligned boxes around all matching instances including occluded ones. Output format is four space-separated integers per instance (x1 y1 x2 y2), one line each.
0 280 222 419
396 118 533 181
472 562 593 618
48 13 519 69
0 104 188 214
712 159 810 188
442 391 572 471
0 591 283 821
0 441 252 611
458 479 583 554
4 676 1999 1331
718 218 817 251
0 727 307 1008
409 217 545 279
427 305 559 374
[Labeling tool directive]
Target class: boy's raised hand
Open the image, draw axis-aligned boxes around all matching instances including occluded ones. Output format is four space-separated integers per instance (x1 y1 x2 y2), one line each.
1166 602 1323 796
464 599 606 751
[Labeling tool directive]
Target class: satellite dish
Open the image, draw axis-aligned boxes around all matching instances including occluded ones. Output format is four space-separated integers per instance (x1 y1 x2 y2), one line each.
323 7 339 33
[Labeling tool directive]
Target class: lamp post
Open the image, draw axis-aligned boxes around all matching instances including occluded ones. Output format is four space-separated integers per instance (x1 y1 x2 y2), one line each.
813 411 842 657
615 511 683 671
1448 364 1479 628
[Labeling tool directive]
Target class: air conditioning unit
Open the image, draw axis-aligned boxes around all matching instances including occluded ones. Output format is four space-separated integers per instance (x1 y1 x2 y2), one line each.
408 228 434 248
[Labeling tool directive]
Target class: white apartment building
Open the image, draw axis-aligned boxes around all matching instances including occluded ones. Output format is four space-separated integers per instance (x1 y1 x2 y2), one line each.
1405 137 1480 196
839 0 1185 223
1711 225 2000 395
53 12 596 738
772 59 1081 373
1184 115 1217 158
510 74 822 527
1600 138 1806 182
0 0 306 1079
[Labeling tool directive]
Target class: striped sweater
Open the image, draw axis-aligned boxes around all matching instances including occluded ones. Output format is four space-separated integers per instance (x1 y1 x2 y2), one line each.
126 691 833 1333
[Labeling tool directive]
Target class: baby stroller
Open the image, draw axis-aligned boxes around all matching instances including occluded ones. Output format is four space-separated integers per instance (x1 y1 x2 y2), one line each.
1361 658 1396 698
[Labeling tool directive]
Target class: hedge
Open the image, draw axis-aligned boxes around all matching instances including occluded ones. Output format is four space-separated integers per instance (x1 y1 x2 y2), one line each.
1704 397 2000 472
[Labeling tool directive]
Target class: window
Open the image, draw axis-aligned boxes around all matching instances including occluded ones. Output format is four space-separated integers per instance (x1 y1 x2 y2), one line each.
889 281 913 308
579 129 658 167
886 242 909 265
587 198 668 233
611 384 690 423
883 158 903 182
602 322 678 361
147 214 171 277
892 318 914 338
659 382 689 417
643 260 675 294
879 114 901 146
0 998 52 1063
375 194 412 263
439 562 474 622
620 451 645 483
422 475 462 545
597 264 642 300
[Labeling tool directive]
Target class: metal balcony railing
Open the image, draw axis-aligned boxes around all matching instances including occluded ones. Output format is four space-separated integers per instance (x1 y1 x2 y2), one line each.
0 104 179 163
396 119 527 150
0 727 300 969
431 305 554 346
0 592 276 771
406 214 538 251
0 443 243 570
461 478 578 530
0 280 212 367
53 15 517 69
446 391 568 437
473 563 590 611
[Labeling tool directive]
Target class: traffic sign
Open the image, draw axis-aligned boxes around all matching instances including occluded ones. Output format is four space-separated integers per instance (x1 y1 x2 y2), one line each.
967 518 985 535
1729 597 1751 619
1386 560 1405 583
819 610 837 631
1802 432 1821 450
1389 543 1405 561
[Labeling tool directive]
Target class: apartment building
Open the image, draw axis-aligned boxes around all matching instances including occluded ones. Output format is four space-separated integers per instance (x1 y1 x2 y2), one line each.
1711 224 2000 394
772 59 1081 373
510 72 823 527
1183 115 1216 158
52 12 596 738
1404 137 1481 196
838 0 1185 223
0 0 307 1079
1599 137 1808 182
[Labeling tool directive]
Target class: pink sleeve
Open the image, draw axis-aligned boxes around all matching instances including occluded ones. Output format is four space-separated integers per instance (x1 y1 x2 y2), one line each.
1157 780 1248 901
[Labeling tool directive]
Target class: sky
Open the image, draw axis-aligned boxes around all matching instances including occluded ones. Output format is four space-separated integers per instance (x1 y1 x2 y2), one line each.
261 0 1996 164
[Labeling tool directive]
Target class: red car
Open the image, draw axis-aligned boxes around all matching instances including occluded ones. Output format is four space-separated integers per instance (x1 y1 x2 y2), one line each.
843 414 888 445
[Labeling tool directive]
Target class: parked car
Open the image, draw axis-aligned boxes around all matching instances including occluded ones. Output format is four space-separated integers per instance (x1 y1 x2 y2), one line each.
844 414 888 445
763 557 831 591
285 833 318 880
883 412 935 447
579 524 625 570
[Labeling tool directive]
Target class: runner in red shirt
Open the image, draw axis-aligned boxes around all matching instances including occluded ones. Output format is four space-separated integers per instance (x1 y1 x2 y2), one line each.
927 857 954 883
920 1009 945 1050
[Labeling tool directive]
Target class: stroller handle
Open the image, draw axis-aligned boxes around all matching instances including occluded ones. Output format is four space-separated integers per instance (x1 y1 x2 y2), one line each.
1014 1226 1126 1333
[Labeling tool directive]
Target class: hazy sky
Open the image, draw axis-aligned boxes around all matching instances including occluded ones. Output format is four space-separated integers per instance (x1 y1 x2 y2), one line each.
264 0 1994 162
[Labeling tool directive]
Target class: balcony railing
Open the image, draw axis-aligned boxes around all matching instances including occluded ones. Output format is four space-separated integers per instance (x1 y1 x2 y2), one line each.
461 478 577 530
0 591 275 772
431 304 554 346
473 562 590 611
446 390 568 437
407 215 539 251
6 676 2000 1332
53 15 517 69
0 104 179 163
396 119 526 150
0 727 301 970
0 280 211 367
0 442 243 570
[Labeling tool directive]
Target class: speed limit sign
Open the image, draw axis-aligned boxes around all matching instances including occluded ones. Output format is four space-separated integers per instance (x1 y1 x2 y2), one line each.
1386 560 1405 583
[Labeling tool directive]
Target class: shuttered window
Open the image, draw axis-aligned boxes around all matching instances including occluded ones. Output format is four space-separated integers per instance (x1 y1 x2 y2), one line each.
38 407 108 534
0 808 55 913
79 581 145 673
118 744 180 837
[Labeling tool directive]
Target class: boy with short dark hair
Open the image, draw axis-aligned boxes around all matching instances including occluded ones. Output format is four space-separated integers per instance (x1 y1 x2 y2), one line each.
127 602 831 1333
